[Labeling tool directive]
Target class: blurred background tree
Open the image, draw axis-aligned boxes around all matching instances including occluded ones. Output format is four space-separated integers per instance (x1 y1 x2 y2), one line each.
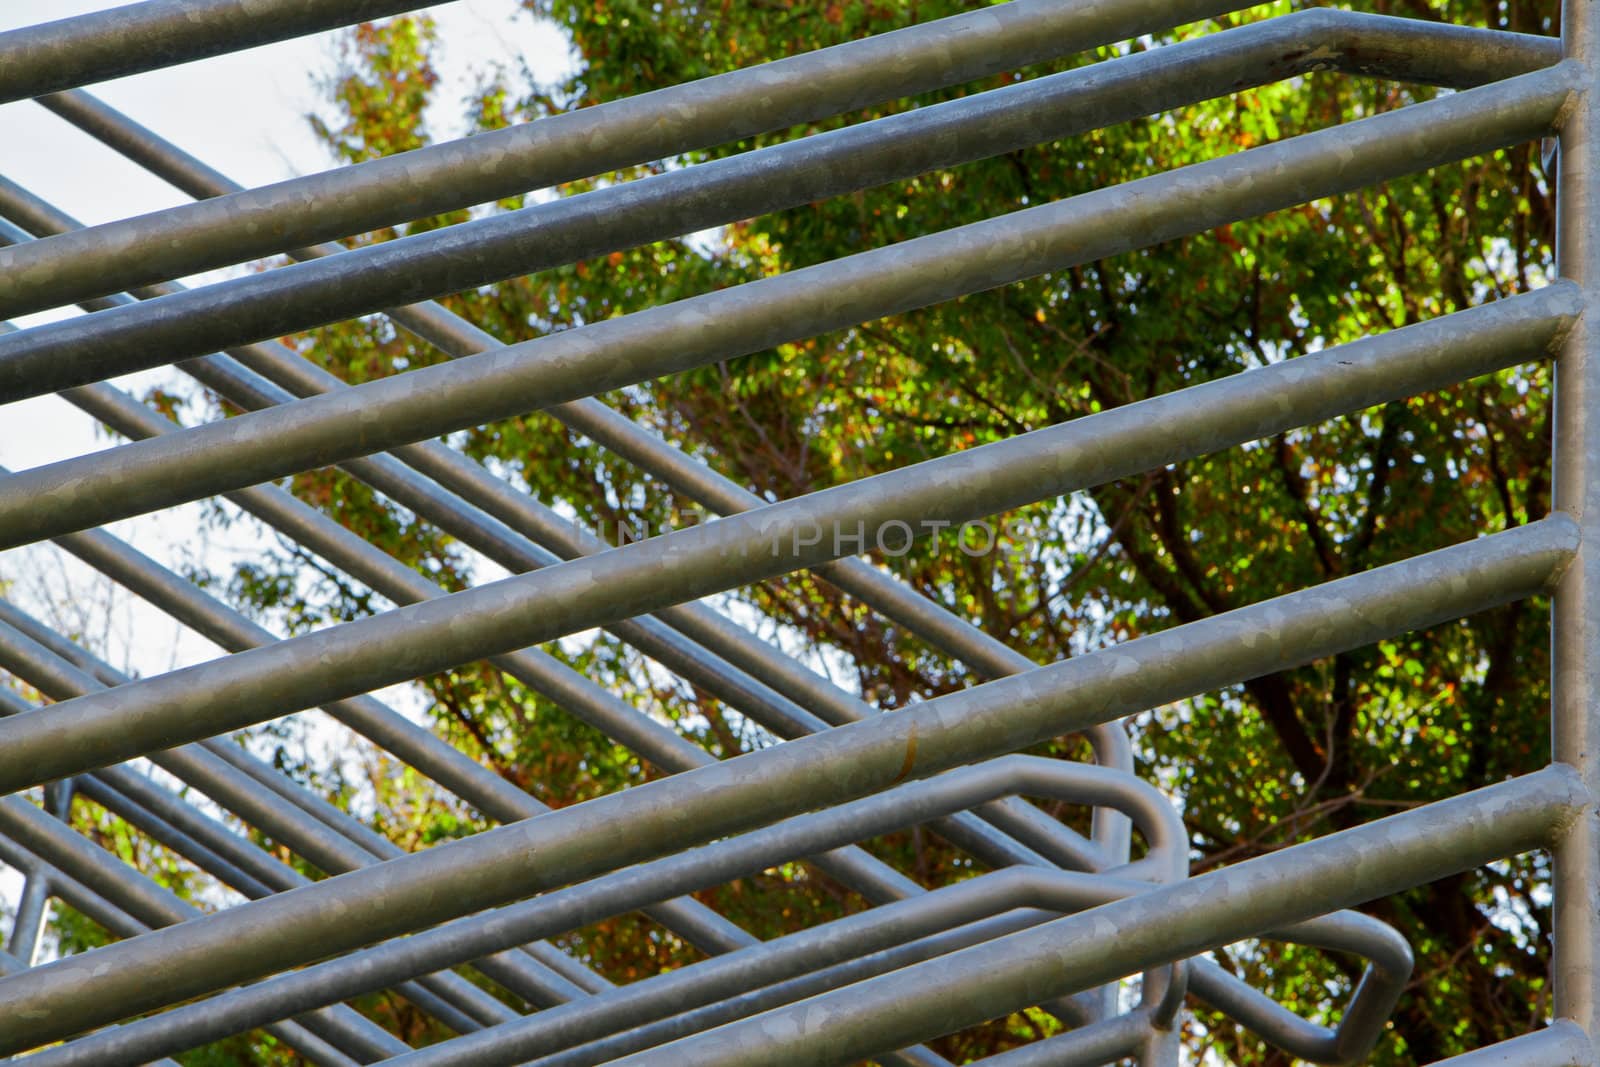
170 0 1564 1061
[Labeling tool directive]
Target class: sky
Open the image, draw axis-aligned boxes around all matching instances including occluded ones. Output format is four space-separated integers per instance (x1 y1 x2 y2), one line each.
0 0 577 937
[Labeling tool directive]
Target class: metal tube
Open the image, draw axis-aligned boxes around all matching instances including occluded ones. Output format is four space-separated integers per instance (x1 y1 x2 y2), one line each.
0 834 156 945
0 712 530 1054
380 286 1139 857
0 519 1569 1049
41 79 1134 862
588 767 1586 1067
11 404 1023 938
1553 0 1600 1046
0 285 1574 791
0 208 1044 898
0 64 1574 545
6 870 51 966
0 585 991 1062
56 353 1084 878
15 761 1168 1066
0 54 1576 415
1422 1021 1594 1066
0 450 774 964
4 836 366 1067
70 774 273 902
0 694 289 907
530 912 1065 1067
0 187 1102 874
970 1011 1150 1067
0 4 1582 1060
0 193 1094 939
0 795 412 1062
453 898 1403 1067
3 0 1284 315
1182 909 1414 1066
0 11 1560 321
0 612 562 1023
0 0 449 104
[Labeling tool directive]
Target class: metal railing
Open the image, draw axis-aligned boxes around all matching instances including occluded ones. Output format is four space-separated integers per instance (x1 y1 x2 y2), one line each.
0 0 1592 1064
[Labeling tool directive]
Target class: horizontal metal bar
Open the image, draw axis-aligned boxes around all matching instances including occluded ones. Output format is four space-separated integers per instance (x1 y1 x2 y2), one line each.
10 92 1131 868
1423 1022 1594 1066
439 895 1407 1067
18 776 1135 1064
11 0 1279 315
591 767 1587 1067
0 9 1559 320
0 755 1167 1056
0 189 1104 875
0 518 1569 1050
14 384 1058 959
529 912 1071 1067
0 607 602 1023
970 1009 1151 1066
0 834 357 1066
0 63 1574 545
38 79 1137 855
0 0 448 105
0 198 1082 891
0 283 1573 791
0 6 1574 1058
0 448 785 965
0 796 412 1062
49 353 1084 878
173 355 1101 871
0 30 1573 400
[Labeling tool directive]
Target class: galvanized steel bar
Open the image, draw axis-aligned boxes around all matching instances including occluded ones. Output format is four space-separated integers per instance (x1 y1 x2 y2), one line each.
0 291 1082 1061
0 520 1570 1050
0 0 450 105
0 65 1574 545
15 761 1168 1067
1553 0 1600 1049
589 767 1586 1067
0 117 1112 869
0 58 1575 414
0 835 354 1067
1424 1022 1595 1067
0 797 412 1062
0 10 1561 320
0 611 582 1022
0 3 1588 1062
0 287 1572 792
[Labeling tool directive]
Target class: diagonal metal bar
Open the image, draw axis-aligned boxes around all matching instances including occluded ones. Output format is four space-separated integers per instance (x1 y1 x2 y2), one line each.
0 797 411 1061
0 517 1570 1050
5 0 1275 313
590 767 1586 1067
0 119 1114 868
0 3 1590 1061
0 9 1561 319
0 284 1572 791
0 624 538 1033
14 758 1166 1067
0 63 1574 542
0 0 451 105
0 48 1574 406
1423 1022 1595 1067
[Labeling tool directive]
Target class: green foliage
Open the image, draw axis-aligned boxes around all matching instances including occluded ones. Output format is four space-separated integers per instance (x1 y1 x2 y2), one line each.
164 1 1569 1061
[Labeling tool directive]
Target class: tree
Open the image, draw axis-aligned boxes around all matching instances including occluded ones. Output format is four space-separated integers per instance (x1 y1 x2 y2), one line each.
196 0 1562 1061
